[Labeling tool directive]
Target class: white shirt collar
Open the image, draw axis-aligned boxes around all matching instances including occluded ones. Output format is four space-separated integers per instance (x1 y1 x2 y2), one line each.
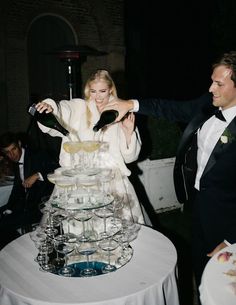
221 105 236 123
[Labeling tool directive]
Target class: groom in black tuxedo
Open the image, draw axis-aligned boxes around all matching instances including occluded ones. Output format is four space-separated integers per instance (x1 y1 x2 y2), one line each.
0 132 58 249
104 51 236 287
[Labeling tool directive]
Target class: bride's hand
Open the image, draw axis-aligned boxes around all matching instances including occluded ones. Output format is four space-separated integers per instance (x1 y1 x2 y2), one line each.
207 241 228 257
119 113 135 146
103 98 134 122
35 101 53 113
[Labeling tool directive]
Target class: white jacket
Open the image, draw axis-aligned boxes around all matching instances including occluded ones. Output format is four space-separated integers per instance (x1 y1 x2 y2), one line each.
38 98 146 224
38 98 142 176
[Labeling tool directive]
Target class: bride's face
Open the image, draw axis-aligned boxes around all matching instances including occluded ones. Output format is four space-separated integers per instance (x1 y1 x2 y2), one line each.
89 80 111 112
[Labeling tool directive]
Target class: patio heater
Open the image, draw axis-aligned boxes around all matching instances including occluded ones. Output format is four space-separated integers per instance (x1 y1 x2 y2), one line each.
54 45 107 99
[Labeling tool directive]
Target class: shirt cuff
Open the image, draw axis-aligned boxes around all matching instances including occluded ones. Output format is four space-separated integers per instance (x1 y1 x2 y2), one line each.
37 172 44 181
3 209 12 215
224 239 231 247
130 99 139 112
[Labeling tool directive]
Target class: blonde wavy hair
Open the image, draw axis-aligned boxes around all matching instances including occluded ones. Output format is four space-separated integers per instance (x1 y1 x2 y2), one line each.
83 70 118 128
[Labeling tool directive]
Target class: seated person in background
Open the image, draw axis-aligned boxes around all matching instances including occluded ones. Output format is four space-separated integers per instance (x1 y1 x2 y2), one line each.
0 132 58 249
0 152 14 181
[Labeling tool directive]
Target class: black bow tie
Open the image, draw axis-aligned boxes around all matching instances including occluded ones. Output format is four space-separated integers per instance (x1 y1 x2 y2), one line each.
214 109 226 122
17 162 23 165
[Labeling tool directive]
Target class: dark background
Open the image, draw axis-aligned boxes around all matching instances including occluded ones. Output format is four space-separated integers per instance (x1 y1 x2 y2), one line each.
124 0 228 98
123 0 236 159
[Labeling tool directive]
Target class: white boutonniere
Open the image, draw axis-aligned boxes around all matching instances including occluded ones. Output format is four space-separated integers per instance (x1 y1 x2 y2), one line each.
220 129 235 144
220 135 228 143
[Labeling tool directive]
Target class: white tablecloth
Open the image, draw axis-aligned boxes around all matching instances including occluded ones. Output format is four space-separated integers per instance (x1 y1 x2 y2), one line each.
0 225 179 305
200 243 236 305
0 183 13 208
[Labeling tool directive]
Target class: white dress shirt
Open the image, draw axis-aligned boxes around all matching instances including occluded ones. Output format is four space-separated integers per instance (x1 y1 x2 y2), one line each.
17 148 43 182
18 148 25 181
195 105 236 190
132 99 139 112
132 100 236 191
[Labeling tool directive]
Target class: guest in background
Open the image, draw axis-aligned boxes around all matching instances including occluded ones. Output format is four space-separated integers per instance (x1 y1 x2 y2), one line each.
103 51 236 288
35 69 150 225
0 152 14 180
0 132 58 249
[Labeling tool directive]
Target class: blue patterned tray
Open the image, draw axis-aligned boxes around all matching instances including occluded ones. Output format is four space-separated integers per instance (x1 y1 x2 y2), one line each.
62 261 110 277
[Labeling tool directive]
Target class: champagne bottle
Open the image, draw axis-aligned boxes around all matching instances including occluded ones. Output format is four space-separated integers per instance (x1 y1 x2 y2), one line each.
93 110 119 132
28 103 69 136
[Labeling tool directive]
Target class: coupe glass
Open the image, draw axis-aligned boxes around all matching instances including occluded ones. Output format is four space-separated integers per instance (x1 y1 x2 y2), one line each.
54 238 76 277
63 209 78 243
52 211 67 237
114 218 141 266
39 202 58 238
77 239 98 277
74 210 93 242
99 238 119 273
29 227 47 264
94 207 113 239
76 175 99 205
39 241 55 273
121 218 141 239
114 231 133 266
47 172 63 200
47 172 59 185
51 234 66 269
39 196 57 229
55 176 76 201
80 140 101 169
109 193 124 229
63 141 82 168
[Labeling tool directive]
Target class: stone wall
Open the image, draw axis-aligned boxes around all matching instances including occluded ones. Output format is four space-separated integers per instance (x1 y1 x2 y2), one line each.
0 0 125 134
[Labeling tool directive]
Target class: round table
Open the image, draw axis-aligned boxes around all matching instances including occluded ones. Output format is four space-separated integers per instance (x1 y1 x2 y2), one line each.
0 225 179 305
200 243 236 305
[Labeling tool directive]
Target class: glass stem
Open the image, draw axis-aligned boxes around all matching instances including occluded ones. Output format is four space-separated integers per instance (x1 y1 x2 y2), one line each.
86 254 90 269
82 221 86 237
103 217 107 233
67 218 70 234
65 188 68 201
64 254 68 268
59 221 63 235
107 250 111 265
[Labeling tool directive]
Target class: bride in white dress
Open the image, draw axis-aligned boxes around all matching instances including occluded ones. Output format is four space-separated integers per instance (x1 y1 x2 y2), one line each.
35 70 151 226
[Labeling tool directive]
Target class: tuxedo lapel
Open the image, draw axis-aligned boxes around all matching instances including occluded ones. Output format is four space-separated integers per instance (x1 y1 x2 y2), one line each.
176 110 214 162
14 162 21 181
202 116 236 177
227 117 236 138
23 149 31 179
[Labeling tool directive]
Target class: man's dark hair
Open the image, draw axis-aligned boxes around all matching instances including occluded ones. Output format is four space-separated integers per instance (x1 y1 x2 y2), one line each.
213 51 236 87
0 132 19 152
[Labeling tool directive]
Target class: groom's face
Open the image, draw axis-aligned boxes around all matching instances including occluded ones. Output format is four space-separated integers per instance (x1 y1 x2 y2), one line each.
209 65 236 110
